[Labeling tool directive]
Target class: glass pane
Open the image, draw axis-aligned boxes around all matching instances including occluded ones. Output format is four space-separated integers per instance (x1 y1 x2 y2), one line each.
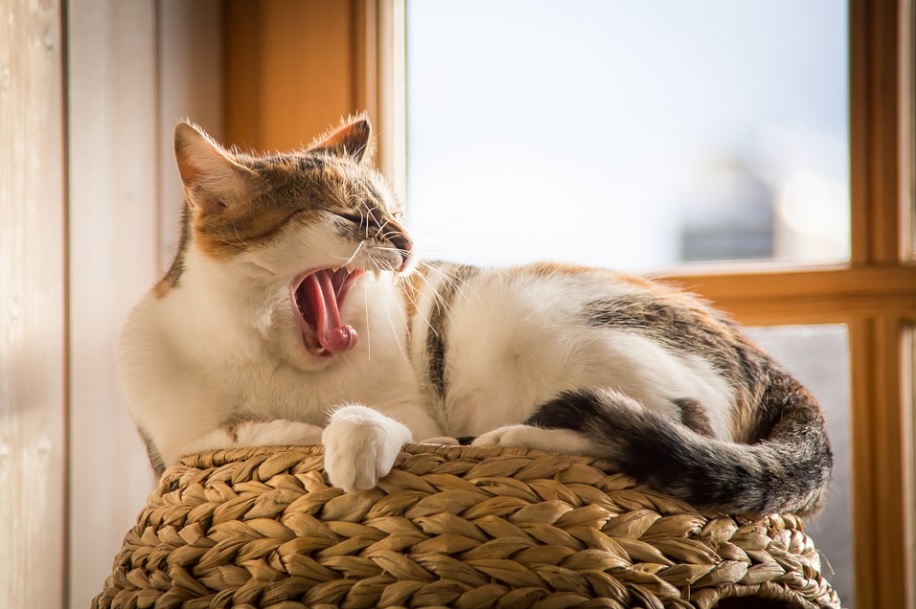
406 1 849 272
745 325 853 607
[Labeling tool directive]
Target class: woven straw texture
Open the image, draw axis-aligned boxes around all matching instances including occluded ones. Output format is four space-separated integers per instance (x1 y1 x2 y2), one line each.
93 444 841 609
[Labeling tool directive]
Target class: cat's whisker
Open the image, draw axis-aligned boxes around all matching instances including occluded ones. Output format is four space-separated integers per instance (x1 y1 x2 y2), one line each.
396 274 436 340
230 225 253 249
498 266 537 302
410 267 449 318
381 289 410 364
360 201 372 240
340 240 366 268
367 245 412 275
362 280 372 361
390 294 414 362
398 295 413 343
377 216 394 238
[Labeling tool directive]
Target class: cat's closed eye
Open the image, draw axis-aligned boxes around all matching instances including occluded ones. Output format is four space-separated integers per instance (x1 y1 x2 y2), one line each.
337 212 364 226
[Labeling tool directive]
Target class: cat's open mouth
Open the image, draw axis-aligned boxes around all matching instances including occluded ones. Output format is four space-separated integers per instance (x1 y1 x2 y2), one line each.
291 267 364 356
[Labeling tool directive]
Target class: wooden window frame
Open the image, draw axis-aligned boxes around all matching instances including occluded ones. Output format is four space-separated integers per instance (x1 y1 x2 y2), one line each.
226 0 916 606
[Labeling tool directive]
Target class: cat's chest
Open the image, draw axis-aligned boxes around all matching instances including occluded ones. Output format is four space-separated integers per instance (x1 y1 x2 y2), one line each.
218 346 413 421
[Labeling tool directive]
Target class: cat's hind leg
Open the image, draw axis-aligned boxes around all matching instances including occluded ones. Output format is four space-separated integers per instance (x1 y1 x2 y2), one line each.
472 425 594 454
322 405 412 492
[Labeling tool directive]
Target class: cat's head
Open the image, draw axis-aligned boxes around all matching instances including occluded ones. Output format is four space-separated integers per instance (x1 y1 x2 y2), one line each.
169 117 412 360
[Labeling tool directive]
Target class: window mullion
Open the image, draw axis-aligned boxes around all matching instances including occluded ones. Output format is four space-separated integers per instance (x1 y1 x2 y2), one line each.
850 0 904 264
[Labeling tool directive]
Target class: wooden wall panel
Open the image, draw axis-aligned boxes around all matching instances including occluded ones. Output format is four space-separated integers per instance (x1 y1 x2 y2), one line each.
225 0 362 151
157 0 225 272
67 1 159 606
0 2 67 608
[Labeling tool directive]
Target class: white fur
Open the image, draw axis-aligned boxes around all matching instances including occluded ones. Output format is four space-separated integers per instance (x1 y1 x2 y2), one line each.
119 214 440 475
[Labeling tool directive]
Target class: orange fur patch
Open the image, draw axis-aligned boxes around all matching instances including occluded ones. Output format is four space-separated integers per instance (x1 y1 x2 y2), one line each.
152 278 173 299
399 268 428 321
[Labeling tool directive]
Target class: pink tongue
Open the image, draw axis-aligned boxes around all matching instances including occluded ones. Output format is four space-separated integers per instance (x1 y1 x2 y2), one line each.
305 271 358 353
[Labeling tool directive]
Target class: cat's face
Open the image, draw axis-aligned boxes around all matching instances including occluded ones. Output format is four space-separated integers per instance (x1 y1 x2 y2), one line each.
172 118 412 365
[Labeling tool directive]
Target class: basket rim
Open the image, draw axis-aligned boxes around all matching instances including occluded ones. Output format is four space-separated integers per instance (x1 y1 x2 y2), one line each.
176 442 622 473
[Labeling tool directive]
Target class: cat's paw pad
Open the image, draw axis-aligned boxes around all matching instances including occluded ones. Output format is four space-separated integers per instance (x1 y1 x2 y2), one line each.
322 405 410 492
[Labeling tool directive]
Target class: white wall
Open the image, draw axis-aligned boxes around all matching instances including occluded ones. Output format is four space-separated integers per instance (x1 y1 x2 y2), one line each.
67 3 224 606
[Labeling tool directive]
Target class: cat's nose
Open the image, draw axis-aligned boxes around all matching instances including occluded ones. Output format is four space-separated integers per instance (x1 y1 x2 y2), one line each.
384 223 412 271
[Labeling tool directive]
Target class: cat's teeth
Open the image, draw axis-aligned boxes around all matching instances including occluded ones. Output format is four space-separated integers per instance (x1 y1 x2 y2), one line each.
373 270 381 280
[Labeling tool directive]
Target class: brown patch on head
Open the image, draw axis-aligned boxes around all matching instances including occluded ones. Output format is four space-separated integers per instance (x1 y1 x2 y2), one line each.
172 128 324 260
191 196 309 260
168 118 404 268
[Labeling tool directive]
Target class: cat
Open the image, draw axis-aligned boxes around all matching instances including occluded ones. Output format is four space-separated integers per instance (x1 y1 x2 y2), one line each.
118 116 832 516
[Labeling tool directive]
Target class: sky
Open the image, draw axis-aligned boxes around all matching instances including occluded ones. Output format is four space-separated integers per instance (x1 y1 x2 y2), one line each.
406 0 849 271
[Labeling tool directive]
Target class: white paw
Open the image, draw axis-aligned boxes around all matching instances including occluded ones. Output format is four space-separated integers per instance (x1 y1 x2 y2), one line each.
322 405 411 492
473 425 593 453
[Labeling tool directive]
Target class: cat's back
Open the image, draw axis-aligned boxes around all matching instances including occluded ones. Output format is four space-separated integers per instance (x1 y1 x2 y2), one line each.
414 260 700 331
408 261 736 437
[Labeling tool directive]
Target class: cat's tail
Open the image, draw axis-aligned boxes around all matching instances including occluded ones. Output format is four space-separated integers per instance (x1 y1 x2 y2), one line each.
525 380 833 516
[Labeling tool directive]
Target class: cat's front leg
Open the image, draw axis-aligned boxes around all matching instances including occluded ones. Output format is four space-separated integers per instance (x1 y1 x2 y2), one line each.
178 419 325 458
322 405 411 492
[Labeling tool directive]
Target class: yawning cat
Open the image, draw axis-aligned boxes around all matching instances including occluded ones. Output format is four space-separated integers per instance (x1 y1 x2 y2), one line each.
119 117 832 515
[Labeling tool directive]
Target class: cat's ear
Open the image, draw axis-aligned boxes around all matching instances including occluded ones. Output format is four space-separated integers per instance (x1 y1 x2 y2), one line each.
307 117 373 163
174 122 254 213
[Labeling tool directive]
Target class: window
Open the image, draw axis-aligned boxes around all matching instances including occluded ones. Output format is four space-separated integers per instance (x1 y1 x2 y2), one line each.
746 325 853 603
407 0 849 271
220 1 916 606
401 1 915 608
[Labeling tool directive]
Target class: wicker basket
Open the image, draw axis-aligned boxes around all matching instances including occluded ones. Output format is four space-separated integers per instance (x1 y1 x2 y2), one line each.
92 444 842 609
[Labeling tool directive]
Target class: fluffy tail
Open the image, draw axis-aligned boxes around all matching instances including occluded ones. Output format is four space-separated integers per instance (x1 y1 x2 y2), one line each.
525 379 833 516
